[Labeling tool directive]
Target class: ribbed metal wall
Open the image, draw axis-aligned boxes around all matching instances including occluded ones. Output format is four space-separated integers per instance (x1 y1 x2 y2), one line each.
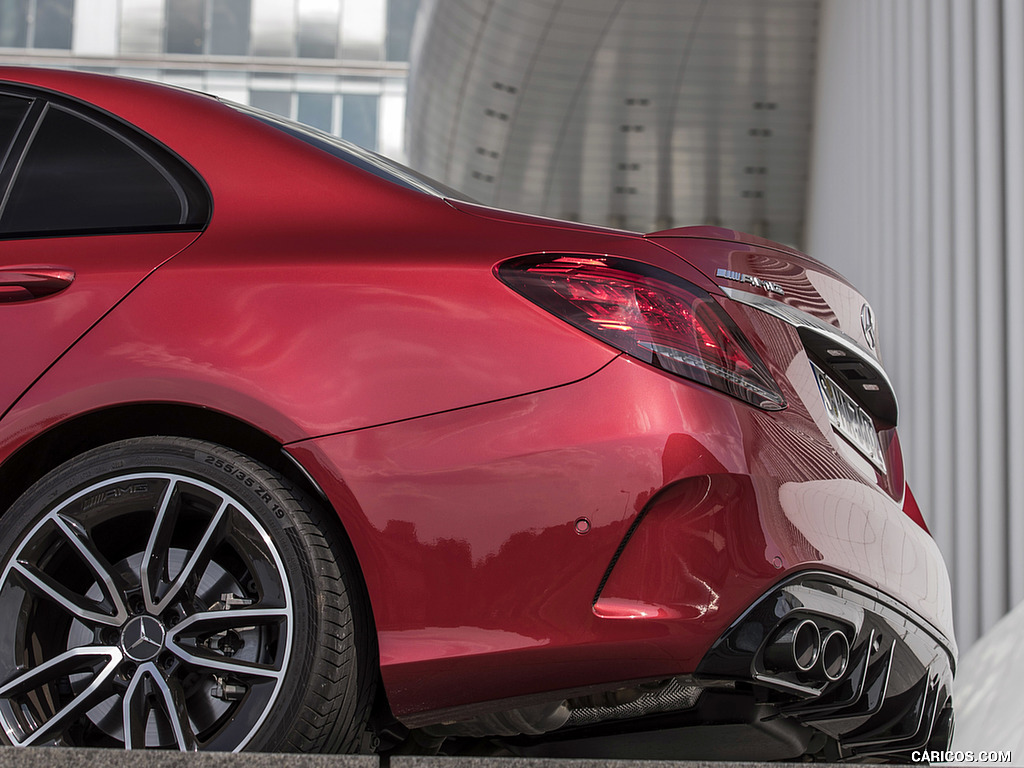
806 0 1024 650
407 0 819 244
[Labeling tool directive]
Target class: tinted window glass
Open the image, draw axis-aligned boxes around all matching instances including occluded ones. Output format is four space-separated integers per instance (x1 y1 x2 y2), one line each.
0 95 30 167
1 106 186 235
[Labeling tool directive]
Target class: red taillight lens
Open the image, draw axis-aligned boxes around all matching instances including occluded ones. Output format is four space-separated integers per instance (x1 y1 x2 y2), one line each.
498 255 786 411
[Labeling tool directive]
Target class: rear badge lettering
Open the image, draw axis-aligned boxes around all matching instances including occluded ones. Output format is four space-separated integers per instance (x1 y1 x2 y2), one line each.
716 268 785 296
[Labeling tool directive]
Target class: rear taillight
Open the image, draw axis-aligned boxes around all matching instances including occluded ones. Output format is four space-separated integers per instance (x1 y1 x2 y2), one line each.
497 255 786 411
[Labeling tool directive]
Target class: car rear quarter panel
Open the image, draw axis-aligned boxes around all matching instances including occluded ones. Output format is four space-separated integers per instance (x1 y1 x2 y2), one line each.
0 70 696 453
287 347 953 723
0 210 694 449
286 286 950 724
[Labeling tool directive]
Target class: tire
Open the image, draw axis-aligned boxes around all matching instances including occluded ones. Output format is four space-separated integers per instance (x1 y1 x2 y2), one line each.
0 437 374 752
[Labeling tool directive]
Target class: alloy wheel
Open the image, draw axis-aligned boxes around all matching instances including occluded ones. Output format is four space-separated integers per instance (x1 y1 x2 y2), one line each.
0 471 292 750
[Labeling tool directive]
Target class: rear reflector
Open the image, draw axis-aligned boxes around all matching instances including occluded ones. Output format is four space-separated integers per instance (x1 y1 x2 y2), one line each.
497 255 786 411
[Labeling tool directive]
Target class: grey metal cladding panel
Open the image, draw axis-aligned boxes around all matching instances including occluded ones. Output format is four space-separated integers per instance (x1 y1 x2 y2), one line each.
488 5 624 202
251 0 296 56
120 0 164 53
704 2 817 25
488 0 559 27
407 0 817 243
406 2 485 177
297 0 340 58
671 96 816 114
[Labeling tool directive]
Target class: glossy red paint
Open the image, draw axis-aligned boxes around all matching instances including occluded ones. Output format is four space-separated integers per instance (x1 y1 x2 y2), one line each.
286 350 952 722
0 69 955 757
0 232 198 417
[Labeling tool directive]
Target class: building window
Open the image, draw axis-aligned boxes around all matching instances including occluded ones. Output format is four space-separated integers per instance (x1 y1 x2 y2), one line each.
0 0 74 50
297 0 338 59
298 92 333 132
0 0 29 48
250 0 294 57
385 0 418 62
166 0 205 54
340 0 383 61
250 90 292 119
210 0 251 55
341 93 377 151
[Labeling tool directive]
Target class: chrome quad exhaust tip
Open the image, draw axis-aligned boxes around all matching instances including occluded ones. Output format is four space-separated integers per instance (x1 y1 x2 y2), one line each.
820 629 851 681
764 618 821 674
763 618 851 686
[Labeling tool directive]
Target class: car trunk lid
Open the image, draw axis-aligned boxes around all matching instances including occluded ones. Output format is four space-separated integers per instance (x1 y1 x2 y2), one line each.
645 225 879 363
648 225 900 484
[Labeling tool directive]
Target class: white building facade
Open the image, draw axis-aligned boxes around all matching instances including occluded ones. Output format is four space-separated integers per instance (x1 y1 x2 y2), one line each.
0 0 420 159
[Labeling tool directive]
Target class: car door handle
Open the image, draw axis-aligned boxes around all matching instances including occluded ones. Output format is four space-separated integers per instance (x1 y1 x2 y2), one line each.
0 267 76 302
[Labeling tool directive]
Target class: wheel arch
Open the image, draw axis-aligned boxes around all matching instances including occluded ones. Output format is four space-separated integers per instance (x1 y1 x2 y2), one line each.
0 403 377 630
1 404 277 509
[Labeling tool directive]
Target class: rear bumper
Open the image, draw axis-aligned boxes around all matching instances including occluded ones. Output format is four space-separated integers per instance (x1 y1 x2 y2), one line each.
509 571 954 761
290 350 955 723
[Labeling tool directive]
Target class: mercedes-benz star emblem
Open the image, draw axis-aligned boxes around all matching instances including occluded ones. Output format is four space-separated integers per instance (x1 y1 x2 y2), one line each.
121 615 166 662
861 303 877 352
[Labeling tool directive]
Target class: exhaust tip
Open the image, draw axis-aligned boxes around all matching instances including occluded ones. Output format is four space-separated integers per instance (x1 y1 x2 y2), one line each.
765 618 820 673
821 629 850 681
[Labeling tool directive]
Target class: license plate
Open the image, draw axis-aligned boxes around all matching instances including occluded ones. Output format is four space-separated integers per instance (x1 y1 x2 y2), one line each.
811 363 885 471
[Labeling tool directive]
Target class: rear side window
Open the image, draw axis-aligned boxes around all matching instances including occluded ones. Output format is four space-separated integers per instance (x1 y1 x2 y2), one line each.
0 95 30 168
0 101 209 237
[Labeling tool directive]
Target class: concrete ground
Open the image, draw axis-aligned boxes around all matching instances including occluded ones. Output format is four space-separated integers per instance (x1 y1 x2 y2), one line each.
0 750 870 768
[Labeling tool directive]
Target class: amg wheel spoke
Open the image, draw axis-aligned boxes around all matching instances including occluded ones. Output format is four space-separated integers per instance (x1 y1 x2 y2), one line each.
166 649 283 681
0 647 120 698
141 479 180 611
151 668 198 750
53 514 129 624
1 648 121 746
151 499 230 613
11 561 123 627
167 606 288 681
123 663 198 751
170 606 288 636
121 666 149 750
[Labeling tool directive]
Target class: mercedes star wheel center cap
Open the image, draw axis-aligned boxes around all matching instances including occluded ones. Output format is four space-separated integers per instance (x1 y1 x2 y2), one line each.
121 615 166 662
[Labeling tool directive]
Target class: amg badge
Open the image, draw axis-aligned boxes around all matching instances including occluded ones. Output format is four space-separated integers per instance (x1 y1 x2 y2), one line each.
716 268 785 296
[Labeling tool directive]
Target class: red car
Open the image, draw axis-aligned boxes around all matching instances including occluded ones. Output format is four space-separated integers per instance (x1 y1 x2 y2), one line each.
0 68 954 760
